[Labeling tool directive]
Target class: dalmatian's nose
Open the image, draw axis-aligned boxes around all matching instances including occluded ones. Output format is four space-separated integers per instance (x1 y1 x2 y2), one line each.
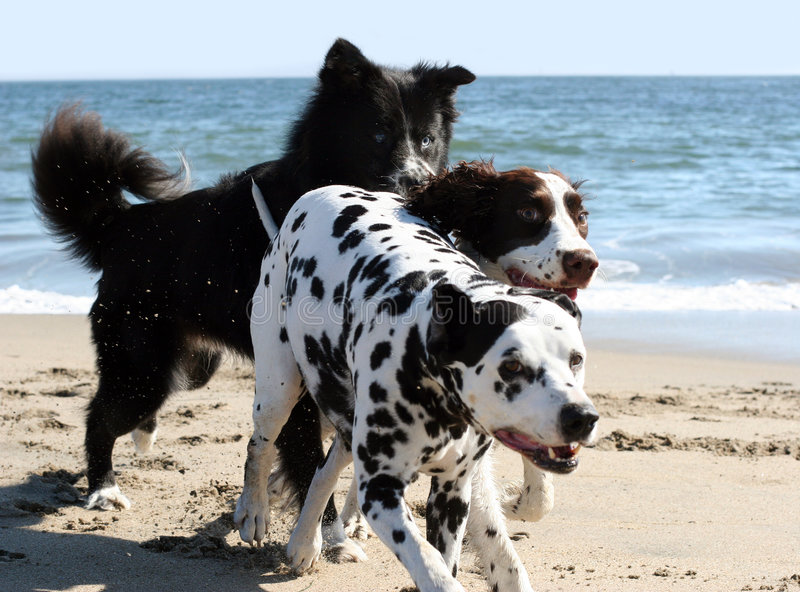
559 403 599 442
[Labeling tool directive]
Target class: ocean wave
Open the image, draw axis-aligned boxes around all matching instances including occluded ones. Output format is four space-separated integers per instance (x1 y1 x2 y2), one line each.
0 285 92 314
3 280 799 315
581 279 800 312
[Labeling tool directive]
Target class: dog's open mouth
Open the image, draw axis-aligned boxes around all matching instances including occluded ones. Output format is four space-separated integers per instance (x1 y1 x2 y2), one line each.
494 429 581 474
505 268 578 301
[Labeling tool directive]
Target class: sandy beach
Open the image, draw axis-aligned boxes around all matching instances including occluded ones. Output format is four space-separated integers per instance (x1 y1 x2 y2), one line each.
1 313 798 592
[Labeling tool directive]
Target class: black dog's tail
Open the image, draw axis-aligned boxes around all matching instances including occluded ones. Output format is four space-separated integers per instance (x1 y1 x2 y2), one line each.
31 104 191 271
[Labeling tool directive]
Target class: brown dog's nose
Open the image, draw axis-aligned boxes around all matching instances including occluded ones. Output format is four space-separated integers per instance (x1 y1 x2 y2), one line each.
562 249 599 285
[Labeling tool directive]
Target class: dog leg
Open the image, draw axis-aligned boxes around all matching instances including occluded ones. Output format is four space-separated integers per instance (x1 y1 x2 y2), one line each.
288 437 366 571
502 458 554 522
131 414 158 454
467 451 534 592
181 348 223 390
234 318 304 546
357 470 465 592
341 478 371 540
426 472 473 577
84 326 179 510
274 394 342 534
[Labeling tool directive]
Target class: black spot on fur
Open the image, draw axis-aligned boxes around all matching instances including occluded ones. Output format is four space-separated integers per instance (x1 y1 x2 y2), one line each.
339 230 365 253
311 276 325 300
332 204 368 238
291 211 307 232
369 382 388 403
302 257 317 278
370 341 392 370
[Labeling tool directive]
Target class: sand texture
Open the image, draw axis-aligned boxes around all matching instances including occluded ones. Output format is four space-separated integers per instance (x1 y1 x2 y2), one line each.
1 315 799 591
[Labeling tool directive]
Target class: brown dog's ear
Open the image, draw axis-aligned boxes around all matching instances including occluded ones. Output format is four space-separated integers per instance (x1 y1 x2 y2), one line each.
405 160 500 241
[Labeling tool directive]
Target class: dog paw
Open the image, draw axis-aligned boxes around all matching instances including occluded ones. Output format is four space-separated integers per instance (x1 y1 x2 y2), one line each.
233 489 269 545
342 512 372 540
326 537 368 564
501 471 554 522
131 427 157 453
85 485 131 511
287 530 322 573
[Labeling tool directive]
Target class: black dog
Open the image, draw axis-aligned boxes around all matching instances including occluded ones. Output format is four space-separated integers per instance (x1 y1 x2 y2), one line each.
31 38 474 512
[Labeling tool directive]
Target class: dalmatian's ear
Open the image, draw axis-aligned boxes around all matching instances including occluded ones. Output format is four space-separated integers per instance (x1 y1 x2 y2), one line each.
427 283 477 365
530 289 582 329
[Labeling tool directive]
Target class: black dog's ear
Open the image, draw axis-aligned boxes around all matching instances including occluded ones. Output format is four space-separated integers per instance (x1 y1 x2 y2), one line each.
434 65 476 90
526 289 582 329
427 283 476 365
405 160 499 239
321 38 379 88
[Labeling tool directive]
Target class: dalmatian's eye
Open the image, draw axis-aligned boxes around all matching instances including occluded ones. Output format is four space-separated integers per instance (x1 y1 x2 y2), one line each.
502 360 522 374
518 207 538 223
421 135 433 148
570 352 584 370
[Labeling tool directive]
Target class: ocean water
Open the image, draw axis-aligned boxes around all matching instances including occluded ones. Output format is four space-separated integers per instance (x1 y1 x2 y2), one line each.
1 77 798 358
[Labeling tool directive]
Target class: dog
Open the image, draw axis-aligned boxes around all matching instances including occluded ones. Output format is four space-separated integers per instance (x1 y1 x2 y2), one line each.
31 38 475 512
237 179 599 591
404 160 598 523
312 161 599 542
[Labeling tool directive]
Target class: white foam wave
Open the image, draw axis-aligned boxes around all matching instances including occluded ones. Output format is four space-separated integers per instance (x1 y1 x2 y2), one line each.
598 259 641 281
0 285 92 314
2 280 799 315
581 279 800 312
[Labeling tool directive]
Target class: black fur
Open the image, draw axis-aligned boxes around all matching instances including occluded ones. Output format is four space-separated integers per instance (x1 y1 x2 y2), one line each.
31 38 474 510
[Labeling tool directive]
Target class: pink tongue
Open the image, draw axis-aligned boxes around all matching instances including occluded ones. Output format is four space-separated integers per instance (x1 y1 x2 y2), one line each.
506 270 578 301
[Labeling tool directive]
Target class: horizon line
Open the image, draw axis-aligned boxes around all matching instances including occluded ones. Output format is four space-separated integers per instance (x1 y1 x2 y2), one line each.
2 72 800 84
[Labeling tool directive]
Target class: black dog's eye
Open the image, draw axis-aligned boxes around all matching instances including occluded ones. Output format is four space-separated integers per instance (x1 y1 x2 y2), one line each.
421 135 432 148
570 352 584 370
518 207 538 222
502 360 522 374
374 132 387 144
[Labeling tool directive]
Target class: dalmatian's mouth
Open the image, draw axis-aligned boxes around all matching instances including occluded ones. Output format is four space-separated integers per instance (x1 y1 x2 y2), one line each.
505 268 578 301
494 429 581 474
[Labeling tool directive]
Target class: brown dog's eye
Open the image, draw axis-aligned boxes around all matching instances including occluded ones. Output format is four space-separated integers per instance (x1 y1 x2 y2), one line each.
577 211 589 224
502 360 522 373
518 207 538 223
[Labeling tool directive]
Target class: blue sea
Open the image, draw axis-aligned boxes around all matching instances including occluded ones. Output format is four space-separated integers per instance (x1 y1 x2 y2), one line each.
1 77 798 360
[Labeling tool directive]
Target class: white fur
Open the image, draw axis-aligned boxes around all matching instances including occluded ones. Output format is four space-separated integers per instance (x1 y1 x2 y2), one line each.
85 484 131 511
131 426 157 453
251 177 279 240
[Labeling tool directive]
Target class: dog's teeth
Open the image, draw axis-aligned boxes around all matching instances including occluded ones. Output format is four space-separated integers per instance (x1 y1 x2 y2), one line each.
548 448 557 460
573 444 581 454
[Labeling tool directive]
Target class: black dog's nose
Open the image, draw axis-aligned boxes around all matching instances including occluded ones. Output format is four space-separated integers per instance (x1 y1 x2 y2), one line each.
559 403 599 442
562 249 599 286
395 173 426 195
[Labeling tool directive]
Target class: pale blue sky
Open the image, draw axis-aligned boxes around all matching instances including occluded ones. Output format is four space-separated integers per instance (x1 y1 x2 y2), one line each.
3 0 798 80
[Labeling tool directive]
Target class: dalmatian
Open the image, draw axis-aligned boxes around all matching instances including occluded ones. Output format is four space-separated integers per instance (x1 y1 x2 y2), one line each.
262 161 600 548
235 179 599 591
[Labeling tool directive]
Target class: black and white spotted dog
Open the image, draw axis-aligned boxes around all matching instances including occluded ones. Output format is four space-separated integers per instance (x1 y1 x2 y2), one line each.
236 180 599 591
263 161 600 546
